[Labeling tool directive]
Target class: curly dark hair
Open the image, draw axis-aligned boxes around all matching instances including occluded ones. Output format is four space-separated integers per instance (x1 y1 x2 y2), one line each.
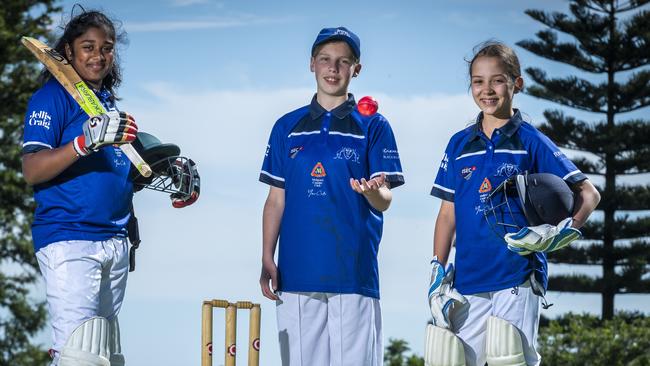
40 6 127 99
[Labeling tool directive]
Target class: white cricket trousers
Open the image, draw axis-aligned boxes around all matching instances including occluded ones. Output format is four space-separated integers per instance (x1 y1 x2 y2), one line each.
276 292 382 366
36 237 129 362
450 280 541 366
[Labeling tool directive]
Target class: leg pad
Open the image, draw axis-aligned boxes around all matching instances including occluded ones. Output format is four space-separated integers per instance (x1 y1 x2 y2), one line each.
424 324 466 366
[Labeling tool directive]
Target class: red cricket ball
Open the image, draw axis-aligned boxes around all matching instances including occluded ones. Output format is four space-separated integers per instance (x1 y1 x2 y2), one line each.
357 96 378 116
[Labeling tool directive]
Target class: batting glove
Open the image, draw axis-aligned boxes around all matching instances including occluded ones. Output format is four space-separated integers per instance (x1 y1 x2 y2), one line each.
428 257 467 329
505 217 582 256
73 111 137 156
170 158 200 208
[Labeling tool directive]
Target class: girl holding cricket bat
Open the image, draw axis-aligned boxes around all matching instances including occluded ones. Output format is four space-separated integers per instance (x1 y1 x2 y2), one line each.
22 8 198 365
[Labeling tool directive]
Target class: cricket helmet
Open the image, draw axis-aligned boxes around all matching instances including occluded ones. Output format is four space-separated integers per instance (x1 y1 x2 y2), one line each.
483 172 575 234
130 132 197 198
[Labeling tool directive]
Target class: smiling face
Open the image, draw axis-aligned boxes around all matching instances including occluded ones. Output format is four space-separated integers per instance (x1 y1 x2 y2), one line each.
310 41 362 104
66 26 115 90
470 56 523 121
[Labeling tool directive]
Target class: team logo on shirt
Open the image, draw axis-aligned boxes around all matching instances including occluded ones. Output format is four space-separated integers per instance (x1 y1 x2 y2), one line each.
289 146 303 159
311 162 326 177
28 110 51 130
461 166 476 180
334 147 360 163
495 163 520 177
478 177 492 193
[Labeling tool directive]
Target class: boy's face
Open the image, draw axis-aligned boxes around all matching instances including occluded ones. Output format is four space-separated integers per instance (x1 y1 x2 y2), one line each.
310 41 361 99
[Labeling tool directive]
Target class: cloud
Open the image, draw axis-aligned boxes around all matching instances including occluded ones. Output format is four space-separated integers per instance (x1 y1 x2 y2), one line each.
124 14 295 32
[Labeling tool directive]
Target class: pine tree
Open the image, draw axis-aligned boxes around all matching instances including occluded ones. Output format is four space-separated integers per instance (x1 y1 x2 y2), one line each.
0 1 61 364
517 0 650 319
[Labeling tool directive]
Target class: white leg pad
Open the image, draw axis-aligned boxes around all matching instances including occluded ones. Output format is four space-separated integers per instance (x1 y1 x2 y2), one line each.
424 324 466 366
486 316 527 366
108 317 125 366
58 317 111 366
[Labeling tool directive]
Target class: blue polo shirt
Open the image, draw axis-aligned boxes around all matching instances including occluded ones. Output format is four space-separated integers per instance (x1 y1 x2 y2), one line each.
259 94 405 298
22 79 133 251
430 110 586 295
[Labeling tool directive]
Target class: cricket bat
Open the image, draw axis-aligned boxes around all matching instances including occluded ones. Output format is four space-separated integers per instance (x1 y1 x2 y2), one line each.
21 36 152 177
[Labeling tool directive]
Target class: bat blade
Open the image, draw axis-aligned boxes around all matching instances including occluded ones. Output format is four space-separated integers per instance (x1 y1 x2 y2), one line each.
21 36 152 177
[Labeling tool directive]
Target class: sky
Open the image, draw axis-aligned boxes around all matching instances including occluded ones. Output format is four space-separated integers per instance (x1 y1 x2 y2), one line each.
26 0 650 365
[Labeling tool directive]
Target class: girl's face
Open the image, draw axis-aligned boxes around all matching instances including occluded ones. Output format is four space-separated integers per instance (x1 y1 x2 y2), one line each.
66 26 114 90
470 56 522 120
310 41 361 99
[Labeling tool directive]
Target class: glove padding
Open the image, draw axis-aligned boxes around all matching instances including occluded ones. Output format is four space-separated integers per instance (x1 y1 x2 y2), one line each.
428 259 467 329
504 217 582 256
74 111 137 156
170 158 200 208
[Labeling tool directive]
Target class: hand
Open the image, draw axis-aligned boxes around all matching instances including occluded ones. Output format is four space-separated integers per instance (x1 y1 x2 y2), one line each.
505 217 582 256
260 258 279 300
428 258 467 329
73 111 137 156
349 173 386 196
170 158 200 208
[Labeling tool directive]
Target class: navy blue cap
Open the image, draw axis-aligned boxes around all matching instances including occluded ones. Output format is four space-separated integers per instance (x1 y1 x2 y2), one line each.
311 27 360 59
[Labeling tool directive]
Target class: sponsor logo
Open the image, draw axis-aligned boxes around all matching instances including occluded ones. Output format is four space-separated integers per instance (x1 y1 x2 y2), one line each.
334 29 350 37
334 147 360 163
28 111 52 130
89 116 101 127
76 82 104 115
265 144 270 157
553 150 564 158
440 153 448 172
311 162 326 177
495 163 520 177
382 148 400 160
479 177 492 193
461 166 476 180
289 146 303 159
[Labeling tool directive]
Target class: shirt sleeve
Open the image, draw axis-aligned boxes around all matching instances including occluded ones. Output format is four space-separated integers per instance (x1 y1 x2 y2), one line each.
430 140 456 202
532 131 587 186
22 84 66 154
367 116 405 189
259 121 286 188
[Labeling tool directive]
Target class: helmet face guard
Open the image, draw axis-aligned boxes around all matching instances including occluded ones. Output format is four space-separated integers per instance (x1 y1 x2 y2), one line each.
482 172 575 237
130 132 197 198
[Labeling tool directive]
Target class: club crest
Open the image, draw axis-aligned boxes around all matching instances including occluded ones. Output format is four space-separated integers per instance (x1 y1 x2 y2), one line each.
479 177 492 193
311 162 326 177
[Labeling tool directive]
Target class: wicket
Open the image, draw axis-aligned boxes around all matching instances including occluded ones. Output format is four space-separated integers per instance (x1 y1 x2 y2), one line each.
202 299 261 366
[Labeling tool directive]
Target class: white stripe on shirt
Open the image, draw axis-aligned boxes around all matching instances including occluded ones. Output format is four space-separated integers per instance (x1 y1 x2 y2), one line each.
288 131 320 138
563 170 582 181
432 183 455 194
23 141 53 149
260 170 285 182
328 131 365 139
456 150 486 160
494 149 528 155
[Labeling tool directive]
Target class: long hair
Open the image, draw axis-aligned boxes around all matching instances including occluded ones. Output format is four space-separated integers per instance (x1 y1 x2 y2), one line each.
39 7 127 99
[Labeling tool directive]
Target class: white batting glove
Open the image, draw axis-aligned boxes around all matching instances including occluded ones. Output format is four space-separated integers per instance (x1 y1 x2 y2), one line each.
505 217 582 256
428 257 467 329
73 111 137 156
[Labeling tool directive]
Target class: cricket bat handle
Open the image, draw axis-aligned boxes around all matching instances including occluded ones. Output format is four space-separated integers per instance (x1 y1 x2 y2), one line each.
120 143 152 177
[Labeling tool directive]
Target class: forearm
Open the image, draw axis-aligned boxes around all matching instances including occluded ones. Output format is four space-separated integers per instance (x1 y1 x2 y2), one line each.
22 142 80 185
571 180 601 229
364 185 392 212
433 201 456 266
262 193 284 262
